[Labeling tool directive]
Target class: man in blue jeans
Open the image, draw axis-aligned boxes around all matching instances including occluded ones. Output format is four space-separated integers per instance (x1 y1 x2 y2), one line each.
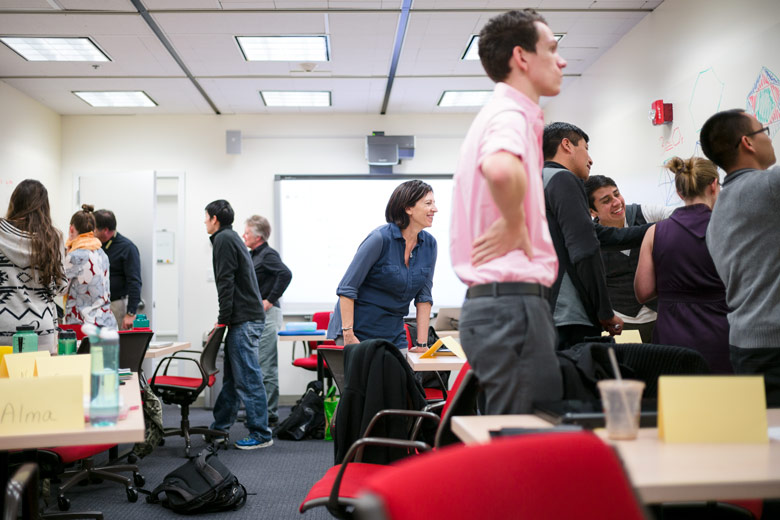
205 199 273 450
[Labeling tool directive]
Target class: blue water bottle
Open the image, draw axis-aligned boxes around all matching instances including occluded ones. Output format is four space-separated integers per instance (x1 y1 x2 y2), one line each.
86 325 120 426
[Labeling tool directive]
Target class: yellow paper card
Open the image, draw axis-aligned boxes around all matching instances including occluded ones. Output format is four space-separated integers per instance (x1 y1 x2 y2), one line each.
0 346 12 376
3 351 50 379
420 336 466 359
0 375 84 435
601 329 642 343
658 375 768 443
35 354 91 398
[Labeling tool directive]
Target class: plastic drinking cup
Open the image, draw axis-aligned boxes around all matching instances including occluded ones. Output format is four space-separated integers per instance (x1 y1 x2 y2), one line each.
597 379 645 440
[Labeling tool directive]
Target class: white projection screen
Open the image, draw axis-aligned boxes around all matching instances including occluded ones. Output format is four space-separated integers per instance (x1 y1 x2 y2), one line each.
274 174 466 316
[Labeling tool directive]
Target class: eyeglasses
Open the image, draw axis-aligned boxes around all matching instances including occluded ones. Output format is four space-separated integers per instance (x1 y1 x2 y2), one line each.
735 126 771 148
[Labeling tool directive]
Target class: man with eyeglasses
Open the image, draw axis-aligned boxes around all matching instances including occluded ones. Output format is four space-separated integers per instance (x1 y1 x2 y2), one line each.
701 108 779 406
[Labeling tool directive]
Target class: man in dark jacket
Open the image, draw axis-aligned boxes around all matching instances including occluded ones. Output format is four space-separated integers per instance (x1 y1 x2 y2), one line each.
542 122 649 349
205 199 272 450
243 214 292 427
95 209 142 330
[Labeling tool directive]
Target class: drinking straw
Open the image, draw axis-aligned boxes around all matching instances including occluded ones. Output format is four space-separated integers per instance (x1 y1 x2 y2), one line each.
607 347 634 426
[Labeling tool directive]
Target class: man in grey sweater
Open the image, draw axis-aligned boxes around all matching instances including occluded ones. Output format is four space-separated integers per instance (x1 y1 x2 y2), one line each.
701 108 780 406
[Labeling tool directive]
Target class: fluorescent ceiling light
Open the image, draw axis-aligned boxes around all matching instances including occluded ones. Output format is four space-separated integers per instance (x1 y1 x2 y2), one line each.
462 33 565 60
260 91 331 107
237 36 329 61
0 37 110 62
438 90 493 107
73 91 156 108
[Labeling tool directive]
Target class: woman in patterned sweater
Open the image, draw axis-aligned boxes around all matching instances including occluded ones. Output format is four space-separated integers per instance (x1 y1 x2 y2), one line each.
0 180 66 351
64 204 118 329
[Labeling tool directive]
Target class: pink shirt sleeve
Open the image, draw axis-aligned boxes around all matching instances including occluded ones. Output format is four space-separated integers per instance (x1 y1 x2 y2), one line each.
477 110 530 170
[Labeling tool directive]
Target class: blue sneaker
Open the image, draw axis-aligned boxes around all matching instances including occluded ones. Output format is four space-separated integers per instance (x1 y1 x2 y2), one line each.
235 436 273 450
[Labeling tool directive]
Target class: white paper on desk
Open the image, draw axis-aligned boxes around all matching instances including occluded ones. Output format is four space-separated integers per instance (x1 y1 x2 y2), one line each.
149 342 174 348
769 427 780 441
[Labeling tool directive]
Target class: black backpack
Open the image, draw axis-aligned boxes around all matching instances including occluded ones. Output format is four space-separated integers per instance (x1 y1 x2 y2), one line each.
273 380 325 440
146 447 247 514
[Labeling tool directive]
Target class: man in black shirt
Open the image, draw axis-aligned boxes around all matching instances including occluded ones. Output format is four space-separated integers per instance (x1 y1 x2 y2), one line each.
243 214 292 426
205 199 273 450
542 123 648 349
94 209 142 330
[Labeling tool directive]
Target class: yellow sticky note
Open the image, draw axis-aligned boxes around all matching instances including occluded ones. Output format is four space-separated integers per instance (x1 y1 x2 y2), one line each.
658 375 768 443
0 375 84 435
35 354 91 398
601 329 642 343
0 346 12 376
3 351 50 379
420 336 467 359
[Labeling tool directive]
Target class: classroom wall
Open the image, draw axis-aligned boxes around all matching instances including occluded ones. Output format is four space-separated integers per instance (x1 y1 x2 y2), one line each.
60 112 475 396
543 0 780 208
0 81 62 224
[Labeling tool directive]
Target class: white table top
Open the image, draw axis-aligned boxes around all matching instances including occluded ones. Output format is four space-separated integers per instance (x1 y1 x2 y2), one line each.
277 332 329 342
406 351 466 372
0 373 145 451
451 409 780 503
144 341 191 359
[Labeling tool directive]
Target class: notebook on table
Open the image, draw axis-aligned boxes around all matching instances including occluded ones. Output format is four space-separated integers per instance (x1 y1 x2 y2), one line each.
533 399 658 429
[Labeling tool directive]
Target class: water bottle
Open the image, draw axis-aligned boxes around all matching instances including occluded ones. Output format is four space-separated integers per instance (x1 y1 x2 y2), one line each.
132 314 150 329
12 325 38 353
57 328 78 355
86 325 120 427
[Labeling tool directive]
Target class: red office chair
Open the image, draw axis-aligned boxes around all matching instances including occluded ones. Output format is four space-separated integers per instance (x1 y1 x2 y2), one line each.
356 432 647 520
149 325 229 456
42 443 143 511
299 363 479 517
291 311 336 372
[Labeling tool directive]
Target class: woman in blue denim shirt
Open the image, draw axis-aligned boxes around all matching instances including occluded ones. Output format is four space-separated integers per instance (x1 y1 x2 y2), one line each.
327 180 438 351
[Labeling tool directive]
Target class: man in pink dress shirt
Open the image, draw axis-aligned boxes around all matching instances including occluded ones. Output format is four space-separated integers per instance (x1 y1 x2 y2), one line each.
451 9 566 414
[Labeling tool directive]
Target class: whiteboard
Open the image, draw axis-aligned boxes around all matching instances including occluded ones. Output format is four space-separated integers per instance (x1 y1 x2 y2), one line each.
274 175 467 315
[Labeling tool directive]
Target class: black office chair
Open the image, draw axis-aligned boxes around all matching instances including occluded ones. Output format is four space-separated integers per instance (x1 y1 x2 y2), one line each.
149 326 229 456
117 330 154 376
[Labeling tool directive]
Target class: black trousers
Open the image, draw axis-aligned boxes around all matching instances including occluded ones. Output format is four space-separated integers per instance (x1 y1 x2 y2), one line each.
730 345 780 407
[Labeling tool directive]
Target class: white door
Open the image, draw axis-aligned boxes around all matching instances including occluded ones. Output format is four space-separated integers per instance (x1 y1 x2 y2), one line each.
78 172 156 328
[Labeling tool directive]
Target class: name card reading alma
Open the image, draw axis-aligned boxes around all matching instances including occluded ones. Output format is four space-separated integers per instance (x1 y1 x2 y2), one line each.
0 375 84 435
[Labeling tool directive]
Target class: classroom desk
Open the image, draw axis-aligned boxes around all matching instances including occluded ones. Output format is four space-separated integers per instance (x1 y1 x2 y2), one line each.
406 351 466 372
0 373 145 450
451 409 780 503
144 341 191 359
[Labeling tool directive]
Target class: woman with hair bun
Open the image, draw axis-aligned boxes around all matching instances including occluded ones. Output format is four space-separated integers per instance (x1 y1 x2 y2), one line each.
64 204 118 329
634 156 731 372
0 180 66 352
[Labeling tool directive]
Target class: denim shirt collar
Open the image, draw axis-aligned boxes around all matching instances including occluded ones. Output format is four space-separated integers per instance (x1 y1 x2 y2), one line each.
389 222 426 244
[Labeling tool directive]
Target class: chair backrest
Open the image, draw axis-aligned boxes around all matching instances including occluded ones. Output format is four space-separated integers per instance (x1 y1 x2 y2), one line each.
76 336 90 354
613 343 711 399
308 311 335 350
434 363 479 448
358 432 646 520
118 330 154 373
318 346 345 393
200 326 227 378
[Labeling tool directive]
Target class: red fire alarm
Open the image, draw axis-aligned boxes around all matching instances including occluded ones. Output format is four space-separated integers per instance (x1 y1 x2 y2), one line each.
650 100 673 125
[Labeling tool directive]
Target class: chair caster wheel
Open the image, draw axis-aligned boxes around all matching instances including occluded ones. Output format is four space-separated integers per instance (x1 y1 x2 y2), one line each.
58 496 71 511
158 438 165 446
128 453 138 464
127 487 139 502
134 473 145 487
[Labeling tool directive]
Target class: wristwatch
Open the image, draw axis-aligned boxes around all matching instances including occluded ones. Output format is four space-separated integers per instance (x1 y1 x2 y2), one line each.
414 340 428 349
126 312 136 317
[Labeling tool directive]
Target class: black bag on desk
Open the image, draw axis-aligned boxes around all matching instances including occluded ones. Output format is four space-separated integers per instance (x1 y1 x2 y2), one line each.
147 447 246 514
274 380 325 440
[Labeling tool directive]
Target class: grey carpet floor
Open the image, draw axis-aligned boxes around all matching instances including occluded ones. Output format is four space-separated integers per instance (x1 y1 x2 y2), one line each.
41 404 334 519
